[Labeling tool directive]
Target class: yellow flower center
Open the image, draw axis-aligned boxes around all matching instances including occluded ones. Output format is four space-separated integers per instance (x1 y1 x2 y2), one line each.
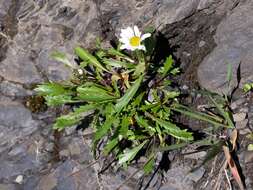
129 36 141 47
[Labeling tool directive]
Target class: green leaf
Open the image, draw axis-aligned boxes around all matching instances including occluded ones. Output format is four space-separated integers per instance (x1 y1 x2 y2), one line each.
208 96 234 128
103 58 135 69
53 104 97 130
74 47 108 72
104 137 119 155
146 112 193 141
162 55 173 77
172 105 228 128
164 90 180 99
115 75 143 113
243 83 253 93
51 51 74 68
94 116 115 143
247 144 253 151
143 156 155 174
135 114 156 133
45 94 78 106
119 116 131 137
35 83 70 96
77 86 116 102
107 48 134 63
118 140 147 165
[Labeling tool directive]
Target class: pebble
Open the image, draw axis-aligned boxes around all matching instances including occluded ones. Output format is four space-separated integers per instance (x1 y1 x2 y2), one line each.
15 175 23 184
199 40 206 47
59 149 70 158
244 151 253 163
239 128 251 135
233 112 247 122
187 167 205 182
231 99 246 110
236 119 248 129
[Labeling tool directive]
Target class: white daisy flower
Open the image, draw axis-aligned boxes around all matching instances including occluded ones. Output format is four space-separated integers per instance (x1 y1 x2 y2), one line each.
119 26 151 51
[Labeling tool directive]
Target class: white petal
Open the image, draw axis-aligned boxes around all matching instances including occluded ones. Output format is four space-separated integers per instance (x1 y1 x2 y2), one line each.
138 45 146 51
120 44 127 50
120 44 132 51
119 37 129 44
133 25 141 37
120 30 129 40
141 33 151 41
125 27 134 37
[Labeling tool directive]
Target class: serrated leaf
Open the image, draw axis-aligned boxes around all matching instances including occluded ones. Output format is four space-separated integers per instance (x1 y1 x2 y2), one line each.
53 104 97 130
164 90 180 99
77 86 116 102
115 75 143 113
103 137 118 155
74 46 108 72
118 140 147 165
135 114 156 133
119 116 131 137
162 55 173 77
94 116 115 143
35 83 70 96
146 112 193 141
51 51 74 68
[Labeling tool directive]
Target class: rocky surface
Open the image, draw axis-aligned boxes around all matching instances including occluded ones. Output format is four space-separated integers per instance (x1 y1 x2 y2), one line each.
0 0 253 189
198 0 253 94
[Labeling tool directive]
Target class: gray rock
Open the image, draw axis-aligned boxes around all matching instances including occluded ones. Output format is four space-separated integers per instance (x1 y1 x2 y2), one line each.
236 119 248 129
198 0 253 94
233 112 247 122
187 167 205 182
0 80 33 97
0 0 225 86
0 100 39 153
160 165 194 190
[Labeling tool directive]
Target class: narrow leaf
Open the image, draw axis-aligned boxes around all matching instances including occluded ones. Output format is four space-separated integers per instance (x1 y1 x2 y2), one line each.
51 51 74 68
77 86 116 102
74 47 108 72
35 83 70 96
94 116 115 143
208 96 234 128
143 156 155 174
115 75 143 113
45 94 78 106
162 55 173 77
118 140 147 165
53 104 97 130
146 112 193 141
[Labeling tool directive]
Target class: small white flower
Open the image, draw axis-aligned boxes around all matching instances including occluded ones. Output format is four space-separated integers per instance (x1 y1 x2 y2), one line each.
119 26 151 51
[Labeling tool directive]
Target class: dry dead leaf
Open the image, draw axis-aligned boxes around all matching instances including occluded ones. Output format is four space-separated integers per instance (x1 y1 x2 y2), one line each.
223 129 244 190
